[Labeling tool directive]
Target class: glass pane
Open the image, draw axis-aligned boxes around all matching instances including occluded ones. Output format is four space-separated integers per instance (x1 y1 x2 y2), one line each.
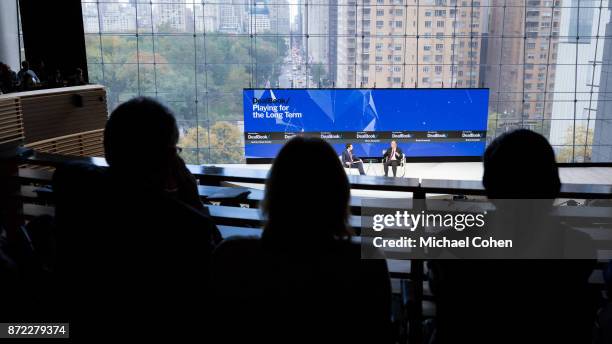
80 0 612 163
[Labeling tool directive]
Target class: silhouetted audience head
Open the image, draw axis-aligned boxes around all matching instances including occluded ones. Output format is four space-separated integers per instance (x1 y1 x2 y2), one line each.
0 63 15 93
21 61 29 70
104 97 179 186
483 129 560 198
75 68 84 81
68 68 86 86
262 137 352 246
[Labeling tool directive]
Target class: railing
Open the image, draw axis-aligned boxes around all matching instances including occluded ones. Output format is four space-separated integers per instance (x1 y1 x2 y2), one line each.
14 150 612 344
24 129 104 161
0 97 25 147
6 85 108 144
19 151 612 199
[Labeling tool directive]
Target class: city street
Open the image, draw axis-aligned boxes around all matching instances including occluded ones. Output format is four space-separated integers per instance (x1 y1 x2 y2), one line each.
278 47 313 88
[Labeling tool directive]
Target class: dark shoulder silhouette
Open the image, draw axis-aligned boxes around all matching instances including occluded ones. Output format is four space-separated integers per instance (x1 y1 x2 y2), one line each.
428 129 597 343
51 97 221 339
212 137 392 343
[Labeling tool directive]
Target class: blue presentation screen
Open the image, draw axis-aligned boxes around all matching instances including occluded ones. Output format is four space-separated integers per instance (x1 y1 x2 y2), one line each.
243 88 489 161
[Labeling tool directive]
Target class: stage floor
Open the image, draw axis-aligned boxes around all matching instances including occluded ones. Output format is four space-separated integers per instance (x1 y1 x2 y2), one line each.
213 162 612 185
212 162 612 198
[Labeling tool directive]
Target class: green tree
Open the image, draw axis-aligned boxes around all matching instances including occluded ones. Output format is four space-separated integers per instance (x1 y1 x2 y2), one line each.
179 122 244 164
86 29 288 164
486 111 500 141
557 125 593 163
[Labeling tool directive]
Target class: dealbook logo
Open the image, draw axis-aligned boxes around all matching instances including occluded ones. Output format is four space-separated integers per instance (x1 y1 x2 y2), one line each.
462 131 482 138
356 132 377 139
252 97 290 105
392 132 413 139
321 132 342 139
427 131 448 138
247 133 270 140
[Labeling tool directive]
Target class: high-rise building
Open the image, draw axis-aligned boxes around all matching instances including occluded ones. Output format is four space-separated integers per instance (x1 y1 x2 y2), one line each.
483 1 562 136
99 1 136 33
246 1 271 33
219 2 244 33
293 1 305 48
154 0 187 32
269 0 291 34
335 0 356 87
198 3 219 32
186 7 195 32
82 2 100 33
550 0 602 159
336 0 485 89
592 3 612 162
136 2 153 31
303 2 334 64
82 1 154 33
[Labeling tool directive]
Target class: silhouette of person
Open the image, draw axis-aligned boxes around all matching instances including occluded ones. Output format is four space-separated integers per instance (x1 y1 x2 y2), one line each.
212 137 392 343
67 67 86 86
0 62 18 94
427 129 597 344
17 61 40 90
50 69 64 88
593 261 612 343
53 97 221 340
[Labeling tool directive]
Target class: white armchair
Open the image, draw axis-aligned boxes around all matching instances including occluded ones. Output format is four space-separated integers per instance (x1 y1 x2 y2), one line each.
381 149 407 177
339 155 357 175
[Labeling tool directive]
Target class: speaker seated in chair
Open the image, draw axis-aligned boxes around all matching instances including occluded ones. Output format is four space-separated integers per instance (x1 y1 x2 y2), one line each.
382 140 405 177
341 143 365 175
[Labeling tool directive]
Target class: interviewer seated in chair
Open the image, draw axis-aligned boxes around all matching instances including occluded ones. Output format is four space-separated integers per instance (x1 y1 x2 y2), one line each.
341 143 366 175
382 140 403 177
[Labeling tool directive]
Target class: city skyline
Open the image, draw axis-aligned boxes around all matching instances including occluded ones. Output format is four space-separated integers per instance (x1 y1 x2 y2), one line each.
81 0 612 163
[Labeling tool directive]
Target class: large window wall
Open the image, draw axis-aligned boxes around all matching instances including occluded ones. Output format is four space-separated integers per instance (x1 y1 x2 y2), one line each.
0 0 23 71
82 0 612 164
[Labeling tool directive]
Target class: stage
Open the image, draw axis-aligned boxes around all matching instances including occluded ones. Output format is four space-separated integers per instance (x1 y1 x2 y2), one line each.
212 162 612 198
